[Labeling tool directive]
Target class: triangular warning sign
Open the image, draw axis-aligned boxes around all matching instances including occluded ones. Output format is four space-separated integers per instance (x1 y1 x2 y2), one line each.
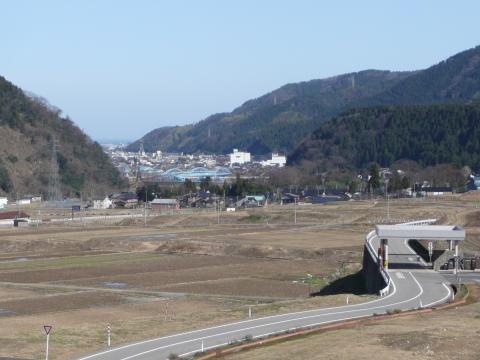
43 325 52 335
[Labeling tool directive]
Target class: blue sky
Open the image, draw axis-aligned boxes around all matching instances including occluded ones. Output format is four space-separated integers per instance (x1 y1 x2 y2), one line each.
1 1 479 142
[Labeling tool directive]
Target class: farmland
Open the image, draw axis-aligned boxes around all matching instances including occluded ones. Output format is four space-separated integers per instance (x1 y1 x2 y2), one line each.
0 197 479 359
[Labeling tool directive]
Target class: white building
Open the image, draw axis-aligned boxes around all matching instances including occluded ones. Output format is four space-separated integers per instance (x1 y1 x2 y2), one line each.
0 197 7 209
229 149 251 166
93 196 113 209
261 153 287 167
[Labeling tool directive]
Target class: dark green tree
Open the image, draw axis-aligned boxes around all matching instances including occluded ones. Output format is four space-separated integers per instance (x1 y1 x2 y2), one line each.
183 179 196 193
368 164 380 192
199 176 212 191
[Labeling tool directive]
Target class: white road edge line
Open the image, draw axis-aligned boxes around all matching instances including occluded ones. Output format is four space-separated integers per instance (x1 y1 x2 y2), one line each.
422 282 452 308
116 273 428 360
77 275 399 360
177 272 425 360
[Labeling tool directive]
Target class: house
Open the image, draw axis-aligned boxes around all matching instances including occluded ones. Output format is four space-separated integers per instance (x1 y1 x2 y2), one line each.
420 186 453 197
150 198 180 210
0 197 7 209
111 192 138 208
93 196 113 209
281 193 299 205
0 211 30 227
467 175 480 191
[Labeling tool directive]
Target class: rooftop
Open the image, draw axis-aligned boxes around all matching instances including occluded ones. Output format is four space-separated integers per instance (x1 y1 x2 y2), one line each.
375 225 465 241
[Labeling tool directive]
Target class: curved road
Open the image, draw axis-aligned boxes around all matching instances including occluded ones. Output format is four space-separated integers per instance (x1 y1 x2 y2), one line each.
77 230 453 360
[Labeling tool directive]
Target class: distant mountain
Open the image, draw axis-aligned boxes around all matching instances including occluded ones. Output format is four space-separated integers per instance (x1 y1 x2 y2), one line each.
288 102 480 170
127 70 413 154
289 45 480 169
0 76 126 197
129 45 480 156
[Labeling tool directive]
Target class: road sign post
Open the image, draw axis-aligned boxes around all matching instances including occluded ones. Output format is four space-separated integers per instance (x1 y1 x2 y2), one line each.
43 325 52 360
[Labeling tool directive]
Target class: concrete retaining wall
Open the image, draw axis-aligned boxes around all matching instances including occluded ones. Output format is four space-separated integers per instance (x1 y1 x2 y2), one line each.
362 244 388 294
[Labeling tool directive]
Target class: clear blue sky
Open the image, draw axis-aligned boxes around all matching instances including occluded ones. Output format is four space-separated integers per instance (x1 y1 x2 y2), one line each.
1 0 479 142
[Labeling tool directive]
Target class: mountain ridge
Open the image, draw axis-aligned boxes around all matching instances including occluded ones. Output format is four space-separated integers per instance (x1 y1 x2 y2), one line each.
127 69 413 154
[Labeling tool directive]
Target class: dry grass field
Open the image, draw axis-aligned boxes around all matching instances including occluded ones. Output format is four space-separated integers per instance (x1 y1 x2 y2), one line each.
0 196 479 359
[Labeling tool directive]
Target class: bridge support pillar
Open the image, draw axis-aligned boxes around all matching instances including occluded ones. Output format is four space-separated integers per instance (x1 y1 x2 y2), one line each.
381 239 389 269
454 240 459 275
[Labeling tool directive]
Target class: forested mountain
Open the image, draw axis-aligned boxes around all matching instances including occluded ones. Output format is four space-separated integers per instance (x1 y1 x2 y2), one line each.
288 102 480 171
0 75 126 197
129 45 480 156
127 70 413 154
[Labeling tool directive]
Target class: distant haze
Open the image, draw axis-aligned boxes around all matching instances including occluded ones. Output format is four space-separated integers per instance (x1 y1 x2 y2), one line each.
1 1 479 141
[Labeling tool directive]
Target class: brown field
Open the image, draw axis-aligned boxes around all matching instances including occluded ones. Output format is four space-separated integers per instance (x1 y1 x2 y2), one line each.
0 197 479 359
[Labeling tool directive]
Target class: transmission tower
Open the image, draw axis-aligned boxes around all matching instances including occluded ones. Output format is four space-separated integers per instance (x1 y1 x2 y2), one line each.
48 138 61 201
131 156 142 190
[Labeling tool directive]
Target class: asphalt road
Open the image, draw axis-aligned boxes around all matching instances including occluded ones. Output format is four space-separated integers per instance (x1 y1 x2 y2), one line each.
441 270 480 285
76 233 453 360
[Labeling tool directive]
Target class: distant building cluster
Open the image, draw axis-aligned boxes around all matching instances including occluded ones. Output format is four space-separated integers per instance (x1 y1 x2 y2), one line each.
104 145 287 185
228 149 286 167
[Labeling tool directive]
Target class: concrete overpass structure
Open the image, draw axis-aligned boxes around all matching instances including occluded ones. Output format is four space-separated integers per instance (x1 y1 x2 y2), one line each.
375 224 465 274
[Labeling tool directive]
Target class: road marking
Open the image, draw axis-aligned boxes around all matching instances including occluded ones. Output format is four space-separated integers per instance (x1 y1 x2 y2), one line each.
404 239 427 266
422 282 452 308
395 272 405 279
79 225 446 360
117 274 427 360
181 273 425 360
78 273 399 360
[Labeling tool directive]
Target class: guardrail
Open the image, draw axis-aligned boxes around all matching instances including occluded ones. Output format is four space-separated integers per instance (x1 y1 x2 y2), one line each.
364 219 437 296
399 219 437 226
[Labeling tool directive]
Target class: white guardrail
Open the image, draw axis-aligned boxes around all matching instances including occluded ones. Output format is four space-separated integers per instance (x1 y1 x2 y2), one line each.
365 219 437 296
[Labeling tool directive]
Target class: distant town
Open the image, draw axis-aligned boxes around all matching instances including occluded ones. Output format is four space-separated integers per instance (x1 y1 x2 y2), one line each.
103 143 286 185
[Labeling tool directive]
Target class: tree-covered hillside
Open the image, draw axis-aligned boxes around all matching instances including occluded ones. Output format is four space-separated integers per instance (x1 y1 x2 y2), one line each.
0 75 126 197
127 70 413 154
289 102 480 171
129 45 480 156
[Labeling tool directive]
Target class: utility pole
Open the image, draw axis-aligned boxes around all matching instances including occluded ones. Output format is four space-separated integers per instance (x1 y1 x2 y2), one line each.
294 196 297 225
144 188 147 227
385 179 390 222
48 138 61 202
107 323 111 347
